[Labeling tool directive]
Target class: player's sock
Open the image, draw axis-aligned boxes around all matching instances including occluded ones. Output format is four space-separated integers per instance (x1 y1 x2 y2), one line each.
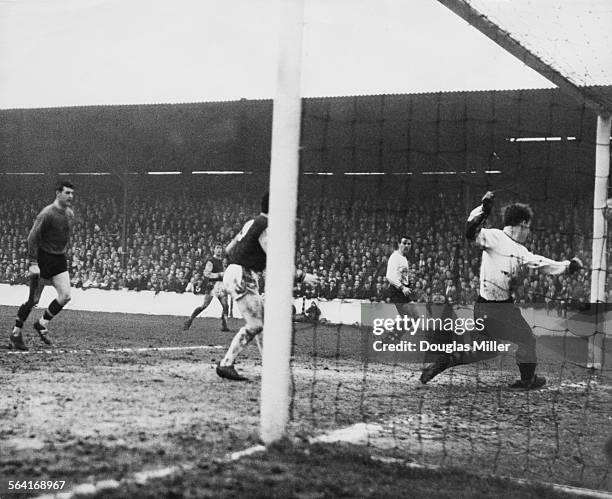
221 315 229 331
11 325 22 336
190 307 204 320
518 362 536 381
220 328 253 367
17 302 34 323
41 299 64 325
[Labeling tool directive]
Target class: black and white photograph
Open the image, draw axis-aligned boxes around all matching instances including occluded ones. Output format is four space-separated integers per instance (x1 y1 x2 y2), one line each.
1 0 611 497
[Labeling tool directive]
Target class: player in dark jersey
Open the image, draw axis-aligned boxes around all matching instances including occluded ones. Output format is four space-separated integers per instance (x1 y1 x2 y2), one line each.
216 192 317 381
183 243 230 332
8 181 76 350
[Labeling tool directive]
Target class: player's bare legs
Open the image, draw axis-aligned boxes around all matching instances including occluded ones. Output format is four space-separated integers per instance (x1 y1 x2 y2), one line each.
184 295 214 330
33 271 71 346
254 333 263 358
217 292 263 381
219 294 230 332
9 275 45 351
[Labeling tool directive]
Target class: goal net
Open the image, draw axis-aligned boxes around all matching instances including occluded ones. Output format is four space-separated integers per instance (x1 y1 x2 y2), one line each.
263 0 612 492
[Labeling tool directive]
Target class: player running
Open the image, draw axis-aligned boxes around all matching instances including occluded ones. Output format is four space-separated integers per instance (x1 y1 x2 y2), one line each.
8 181 76 350
420 192 583 389
216 192 317 381
184 243 230 332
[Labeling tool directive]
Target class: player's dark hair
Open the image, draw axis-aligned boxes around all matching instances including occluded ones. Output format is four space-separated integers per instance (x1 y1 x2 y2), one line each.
503 203 533 227
55 180 75 193
261 192 269 214
398 237 412 248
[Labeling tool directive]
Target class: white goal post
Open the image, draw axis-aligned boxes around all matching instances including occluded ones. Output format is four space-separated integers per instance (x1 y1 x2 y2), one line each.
260 0 305 444
588 115 611 369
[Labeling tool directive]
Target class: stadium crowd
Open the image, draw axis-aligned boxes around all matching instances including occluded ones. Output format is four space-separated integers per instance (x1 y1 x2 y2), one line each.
0 187 598 311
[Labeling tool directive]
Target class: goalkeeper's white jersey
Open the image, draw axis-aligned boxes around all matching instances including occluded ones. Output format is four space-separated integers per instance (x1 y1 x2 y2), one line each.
475 228 569 301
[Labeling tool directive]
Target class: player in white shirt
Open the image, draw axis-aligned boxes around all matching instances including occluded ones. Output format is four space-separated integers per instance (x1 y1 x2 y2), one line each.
420 192 583 389
385 237 412 303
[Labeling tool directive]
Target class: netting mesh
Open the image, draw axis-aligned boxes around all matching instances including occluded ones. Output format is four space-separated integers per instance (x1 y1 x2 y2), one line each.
465 0 612 89
288 88 611 491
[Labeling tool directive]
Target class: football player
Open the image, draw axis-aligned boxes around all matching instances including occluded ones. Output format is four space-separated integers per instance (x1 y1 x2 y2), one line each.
216 192 317 381
420 192 583 389
184 243 230 332
9 181 76 350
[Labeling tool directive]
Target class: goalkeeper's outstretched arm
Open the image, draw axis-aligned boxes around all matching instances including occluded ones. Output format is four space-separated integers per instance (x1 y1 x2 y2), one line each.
466 191 494 241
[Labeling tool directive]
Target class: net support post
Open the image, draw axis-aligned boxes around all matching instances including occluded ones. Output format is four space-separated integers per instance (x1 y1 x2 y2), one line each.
260 0 305 444
588 114 611 370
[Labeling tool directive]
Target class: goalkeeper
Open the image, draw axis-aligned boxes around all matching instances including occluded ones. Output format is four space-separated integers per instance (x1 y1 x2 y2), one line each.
420 191 583 389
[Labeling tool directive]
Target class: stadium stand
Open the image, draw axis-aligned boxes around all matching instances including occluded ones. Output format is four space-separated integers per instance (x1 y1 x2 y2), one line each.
0 182 594 312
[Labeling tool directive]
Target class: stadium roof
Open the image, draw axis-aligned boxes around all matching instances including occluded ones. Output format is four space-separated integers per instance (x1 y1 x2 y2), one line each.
1 88 609 176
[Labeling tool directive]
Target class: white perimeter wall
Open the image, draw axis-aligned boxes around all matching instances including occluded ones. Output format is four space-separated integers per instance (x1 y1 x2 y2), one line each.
0 284 603 337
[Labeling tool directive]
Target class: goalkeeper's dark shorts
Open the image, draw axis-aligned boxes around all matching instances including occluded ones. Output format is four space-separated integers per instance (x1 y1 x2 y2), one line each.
38 249 68 280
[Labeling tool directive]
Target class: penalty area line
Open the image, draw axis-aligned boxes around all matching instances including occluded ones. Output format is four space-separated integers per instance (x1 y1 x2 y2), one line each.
34 464 195 499
2 345 224 355
33 445 267 499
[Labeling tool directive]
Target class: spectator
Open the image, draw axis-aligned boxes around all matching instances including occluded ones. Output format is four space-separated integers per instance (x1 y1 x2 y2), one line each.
0 185 595 306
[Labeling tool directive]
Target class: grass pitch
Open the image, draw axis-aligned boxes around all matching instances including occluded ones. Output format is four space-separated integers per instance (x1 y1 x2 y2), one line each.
1 306 610 497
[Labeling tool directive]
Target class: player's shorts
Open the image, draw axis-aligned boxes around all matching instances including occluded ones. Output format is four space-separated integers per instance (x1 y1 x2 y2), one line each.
38 249 68 280
389 285 411 304
205 280 227 299
223 264 259 300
